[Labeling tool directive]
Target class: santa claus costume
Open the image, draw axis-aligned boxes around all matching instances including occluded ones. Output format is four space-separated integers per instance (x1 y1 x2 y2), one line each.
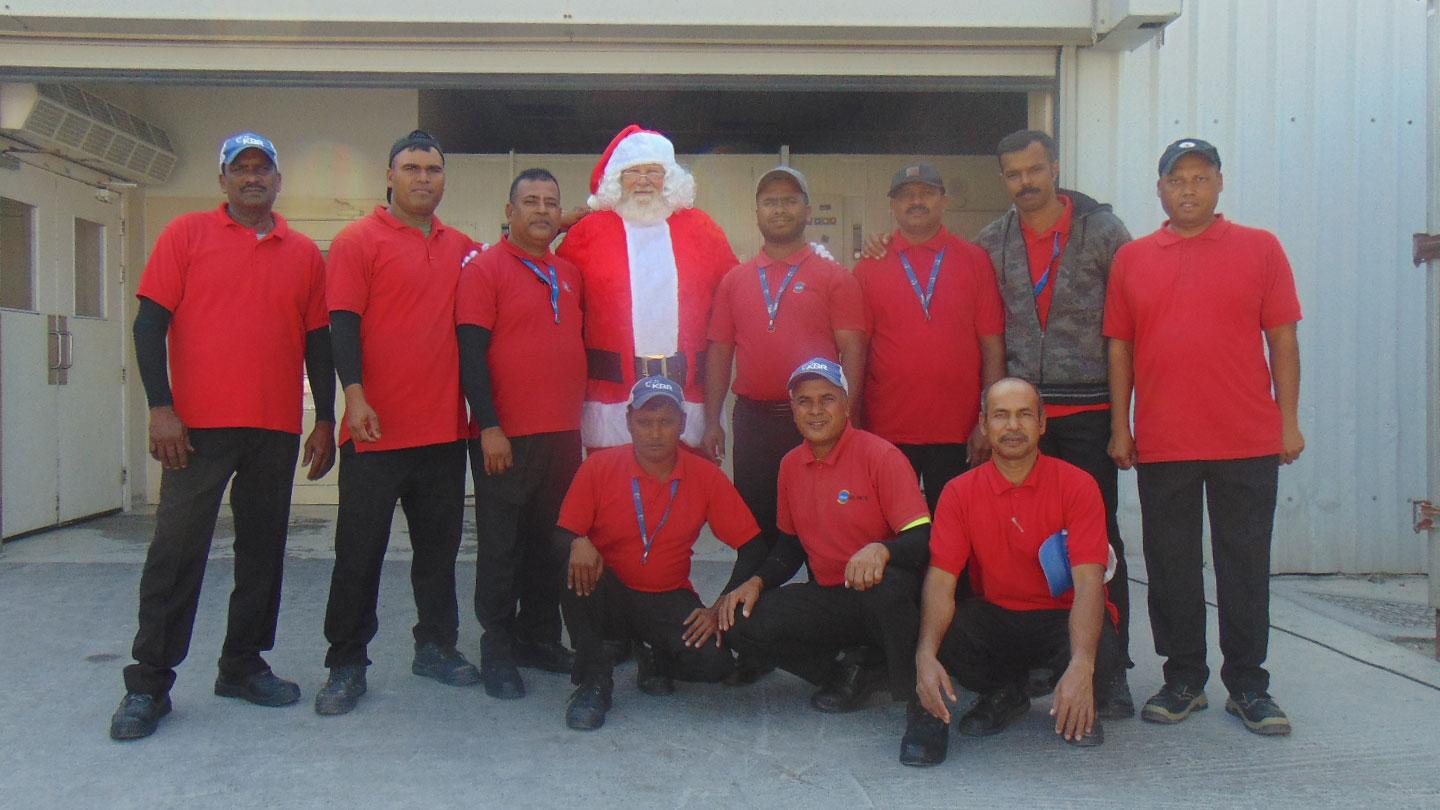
557 125 738 449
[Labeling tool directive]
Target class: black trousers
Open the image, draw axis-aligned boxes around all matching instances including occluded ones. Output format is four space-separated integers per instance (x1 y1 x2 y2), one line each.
125 428 300 697
560 567 734 685
1038 409 1131 666
898 443 968 516
732 397 803 553
1136 456 1279 695
323 440 467 668
726 570 921 698
938 599 1121 697
470 430 581 654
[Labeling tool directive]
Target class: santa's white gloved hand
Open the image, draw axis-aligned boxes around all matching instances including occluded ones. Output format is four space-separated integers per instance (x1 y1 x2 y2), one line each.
810 241 835 261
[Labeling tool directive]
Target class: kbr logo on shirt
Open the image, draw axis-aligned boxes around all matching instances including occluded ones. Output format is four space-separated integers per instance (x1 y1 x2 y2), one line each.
793 282 806 292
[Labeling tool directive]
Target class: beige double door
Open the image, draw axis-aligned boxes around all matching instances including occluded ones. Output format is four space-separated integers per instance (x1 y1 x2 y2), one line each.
1 162 125 538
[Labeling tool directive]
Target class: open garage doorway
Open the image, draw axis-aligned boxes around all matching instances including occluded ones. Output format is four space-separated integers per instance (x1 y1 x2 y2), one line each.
420 85 1036 264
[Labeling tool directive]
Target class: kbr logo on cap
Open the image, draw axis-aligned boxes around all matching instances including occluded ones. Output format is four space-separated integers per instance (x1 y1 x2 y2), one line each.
905 166 920 177
1178 140 1196 148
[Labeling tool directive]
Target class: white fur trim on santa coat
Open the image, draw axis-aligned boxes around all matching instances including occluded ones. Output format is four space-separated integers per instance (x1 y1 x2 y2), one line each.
605 131 677 177
624 219 680 357
582 399 707 449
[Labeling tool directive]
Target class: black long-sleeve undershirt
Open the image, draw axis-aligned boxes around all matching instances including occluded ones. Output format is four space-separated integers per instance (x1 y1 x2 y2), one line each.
132 296 174 408
552 527 768 602
305 327 337 424
752 522 932 590
330 310 363 388
457 324 500 431
135 296 339 424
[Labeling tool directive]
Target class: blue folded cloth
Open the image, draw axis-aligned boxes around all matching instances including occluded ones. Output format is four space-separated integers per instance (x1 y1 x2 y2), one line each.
1038 529 1073 597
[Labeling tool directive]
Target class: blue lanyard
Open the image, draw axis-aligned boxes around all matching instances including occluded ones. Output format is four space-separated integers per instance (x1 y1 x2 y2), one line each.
898 248 946 319
758 262 801 332
632 477 680 565
518 257 561 324
1033 232 1062 298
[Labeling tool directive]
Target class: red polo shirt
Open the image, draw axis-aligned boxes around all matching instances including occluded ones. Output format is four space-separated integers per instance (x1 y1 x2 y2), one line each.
777 426 930 587
137 204 327 434
930 454 1117 623
1103 216 1302 462
327 205 471 452
557 445 760 593
708 245 865 401
455 236 586 437
855 228 1004 444
1020 196 1107 421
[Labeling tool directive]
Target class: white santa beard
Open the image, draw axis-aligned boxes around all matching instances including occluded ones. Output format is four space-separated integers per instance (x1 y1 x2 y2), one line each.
614 194 674 227
623 218 681 358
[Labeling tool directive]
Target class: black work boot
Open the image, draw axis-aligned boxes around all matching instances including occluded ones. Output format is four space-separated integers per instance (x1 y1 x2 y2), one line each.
958 682 1030 737
109 692 172 741
899 699 950 767
635 643 676 696
411 642 482 687
512 638 575 674
565 675 614 731
810 649 887 713
214 668 302 707
314 665 367 716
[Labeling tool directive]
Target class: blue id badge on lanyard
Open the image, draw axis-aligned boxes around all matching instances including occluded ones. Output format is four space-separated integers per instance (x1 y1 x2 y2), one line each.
899 248 945 319
1033 232 1062 299
759 262 801 332
519 258 561 324
632 477 680 565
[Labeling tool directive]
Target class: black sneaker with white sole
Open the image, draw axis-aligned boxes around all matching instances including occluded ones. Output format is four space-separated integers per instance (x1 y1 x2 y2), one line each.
1141 682 1208 724
1225 692 1292 736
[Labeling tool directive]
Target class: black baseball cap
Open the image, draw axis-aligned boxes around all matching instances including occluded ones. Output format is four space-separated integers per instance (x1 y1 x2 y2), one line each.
389 129 444 166
1158 138 1221 176
888 163 945 197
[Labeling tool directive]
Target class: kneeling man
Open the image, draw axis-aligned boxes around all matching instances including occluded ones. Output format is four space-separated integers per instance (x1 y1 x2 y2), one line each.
722 358 931 714
556 376 764 730
906 377 1121 766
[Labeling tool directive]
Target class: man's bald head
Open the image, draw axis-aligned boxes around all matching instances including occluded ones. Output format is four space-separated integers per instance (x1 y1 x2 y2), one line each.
982 377 1044 416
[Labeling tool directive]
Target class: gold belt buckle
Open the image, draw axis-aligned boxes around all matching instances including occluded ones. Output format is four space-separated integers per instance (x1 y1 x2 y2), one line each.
643 354 667 379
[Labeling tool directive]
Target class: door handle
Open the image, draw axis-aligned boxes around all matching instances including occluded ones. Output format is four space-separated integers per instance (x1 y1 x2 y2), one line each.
60 331 74 371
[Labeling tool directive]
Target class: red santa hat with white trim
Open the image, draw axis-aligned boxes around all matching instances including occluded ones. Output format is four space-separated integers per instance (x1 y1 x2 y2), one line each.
589 124 678 193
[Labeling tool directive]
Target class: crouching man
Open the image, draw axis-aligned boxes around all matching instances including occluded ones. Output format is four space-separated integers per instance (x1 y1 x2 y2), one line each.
555 376 765 730
721 358 931 716
905 377 1122 766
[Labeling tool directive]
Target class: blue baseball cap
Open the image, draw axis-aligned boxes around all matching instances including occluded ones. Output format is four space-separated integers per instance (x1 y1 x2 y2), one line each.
787 357 848 394
219 131 278 170
629 375 685 409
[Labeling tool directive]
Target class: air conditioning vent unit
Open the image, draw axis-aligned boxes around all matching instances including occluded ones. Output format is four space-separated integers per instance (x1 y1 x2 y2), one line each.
0 82 176 185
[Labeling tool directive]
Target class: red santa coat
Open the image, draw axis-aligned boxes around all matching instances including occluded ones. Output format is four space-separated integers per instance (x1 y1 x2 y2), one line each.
557 207 737 448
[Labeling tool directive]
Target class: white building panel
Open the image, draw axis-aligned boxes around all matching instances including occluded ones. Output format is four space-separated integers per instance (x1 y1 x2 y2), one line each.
1073 0 1431 573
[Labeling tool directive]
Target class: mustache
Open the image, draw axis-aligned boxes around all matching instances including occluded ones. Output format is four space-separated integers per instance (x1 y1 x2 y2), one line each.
906 204 929 215
1017 187 1040 197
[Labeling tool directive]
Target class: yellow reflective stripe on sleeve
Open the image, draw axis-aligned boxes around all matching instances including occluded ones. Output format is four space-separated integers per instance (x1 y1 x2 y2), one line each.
900 516 932 532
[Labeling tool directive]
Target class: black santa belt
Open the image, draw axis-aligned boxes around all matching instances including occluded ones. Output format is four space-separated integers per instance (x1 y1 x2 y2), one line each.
586 349 704 388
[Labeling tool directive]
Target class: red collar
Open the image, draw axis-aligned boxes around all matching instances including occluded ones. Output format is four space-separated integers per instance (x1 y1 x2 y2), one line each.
797 424 856 467
373 204 448 237
757 244 814 269
626 445 688 484
891 227 951 254
1154 213 1230 246
1020 194 1073 245
216 203 289 240
497 235 556 265
984 453 1048 495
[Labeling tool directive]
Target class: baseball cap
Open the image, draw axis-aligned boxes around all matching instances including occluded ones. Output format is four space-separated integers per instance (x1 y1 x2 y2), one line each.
219 132 278 170
888 163 944 197
1158 138 1221 176
787 357 849 394
389 129 444 166
629 375 685 409
756 166 810 202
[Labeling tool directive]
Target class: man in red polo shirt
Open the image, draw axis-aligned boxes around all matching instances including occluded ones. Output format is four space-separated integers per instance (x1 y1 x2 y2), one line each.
1105 138 1303 737
721 358 931 716
974 129 1137 716
111 132 335 741
908 377 1121 767
854 163 1005 514
703 166 867 558
457 167 586 699
315 130 479 716
555 375 763 730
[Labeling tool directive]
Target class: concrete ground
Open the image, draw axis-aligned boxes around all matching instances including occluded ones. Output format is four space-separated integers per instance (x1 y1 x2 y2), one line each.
2 506 1439 809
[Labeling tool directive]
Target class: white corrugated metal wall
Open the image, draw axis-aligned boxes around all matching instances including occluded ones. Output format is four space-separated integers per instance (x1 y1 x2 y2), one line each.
1071 0 1432 573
